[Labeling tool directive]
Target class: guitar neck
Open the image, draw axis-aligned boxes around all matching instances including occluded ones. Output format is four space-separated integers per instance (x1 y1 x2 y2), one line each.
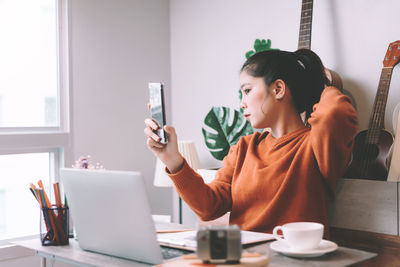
366 67 393 144
298 0 313 50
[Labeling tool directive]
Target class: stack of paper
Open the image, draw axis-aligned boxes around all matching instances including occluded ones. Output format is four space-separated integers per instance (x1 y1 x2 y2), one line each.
157 230 274 251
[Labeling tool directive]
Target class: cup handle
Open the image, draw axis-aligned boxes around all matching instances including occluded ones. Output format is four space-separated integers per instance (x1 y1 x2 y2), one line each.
272 225 285 242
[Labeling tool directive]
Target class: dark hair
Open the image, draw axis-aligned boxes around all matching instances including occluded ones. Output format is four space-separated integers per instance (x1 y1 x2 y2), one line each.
240 49 329 120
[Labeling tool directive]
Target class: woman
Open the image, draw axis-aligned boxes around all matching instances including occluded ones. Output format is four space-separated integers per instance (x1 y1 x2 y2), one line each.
144 49 358 238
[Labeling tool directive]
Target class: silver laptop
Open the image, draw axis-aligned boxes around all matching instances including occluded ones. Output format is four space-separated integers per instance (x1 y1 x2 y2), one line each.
60 168 180 265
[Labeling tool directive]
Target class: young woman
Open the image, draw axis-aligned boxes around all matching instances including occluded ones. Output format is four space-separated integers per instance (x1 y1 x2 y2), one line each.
144 49 358 238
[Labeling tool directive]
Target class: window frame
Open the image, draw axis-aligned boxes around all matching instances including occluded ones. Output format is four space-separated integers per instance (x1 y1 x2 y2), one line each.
0 0 70 248
0 0 70 135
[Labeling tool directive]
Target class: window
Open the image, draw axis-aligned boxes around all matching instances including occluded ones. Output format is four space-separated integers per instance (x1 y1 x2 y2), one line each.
0 153 51 239
0 0 69 244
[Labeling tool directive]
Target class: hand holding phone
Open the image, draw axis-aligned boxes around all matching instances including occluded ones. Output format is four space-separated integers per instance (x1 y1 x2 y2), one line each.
149 82 167 144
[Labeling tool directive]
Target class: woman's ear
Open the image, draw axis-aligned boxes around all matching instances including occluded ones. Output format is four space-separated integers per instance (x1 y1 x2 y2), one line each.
272 79 286 100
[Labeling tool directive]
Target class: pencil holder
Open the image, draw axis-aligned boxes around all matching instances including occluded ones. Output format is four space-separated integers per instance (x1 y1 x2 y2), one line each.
40 205 69 246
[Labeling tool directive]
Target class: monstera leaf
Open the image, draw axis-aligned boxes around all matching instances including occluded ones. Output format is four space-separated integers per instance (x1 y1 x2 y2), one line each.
202 107 254 160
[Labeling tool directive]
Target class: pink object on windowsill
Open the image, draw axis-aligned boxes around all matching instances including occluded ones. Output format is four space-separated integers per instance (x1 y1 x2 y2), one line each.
72 155 104 170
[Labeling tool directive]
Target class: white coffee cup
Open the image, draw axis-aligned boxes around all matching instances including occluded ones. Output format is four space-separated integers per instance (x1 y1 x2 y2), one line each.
272 222 324 251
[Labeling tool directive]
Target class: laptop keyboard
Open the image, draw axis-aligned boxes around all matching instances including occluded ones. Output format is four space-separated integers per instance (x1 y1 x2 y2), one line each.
161 246 193 260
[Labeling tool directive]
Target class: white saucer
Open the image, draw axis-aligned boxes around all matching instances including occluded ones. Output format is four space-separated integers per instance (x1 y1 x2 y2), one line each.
270 239 338 258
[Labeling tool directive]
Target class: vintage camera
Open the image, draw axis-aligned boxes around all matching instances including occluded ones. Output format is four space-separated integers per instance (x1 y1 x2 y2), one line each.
196 225 242 264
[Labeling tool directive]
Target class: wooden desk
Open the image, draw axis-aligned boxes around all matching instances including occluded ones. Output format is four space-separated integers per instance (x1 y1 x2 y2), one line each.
330 227 400 267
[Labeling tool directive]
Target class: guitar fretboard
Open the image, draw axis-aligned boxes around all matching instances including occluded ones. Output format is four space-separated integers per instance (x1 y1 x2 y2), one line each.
366 67 393 144
298 0 313 49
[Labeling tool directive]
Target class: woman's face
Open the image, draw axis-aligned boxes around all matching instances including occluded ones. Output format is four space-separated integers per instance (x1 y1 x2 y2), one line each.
239 71 277 129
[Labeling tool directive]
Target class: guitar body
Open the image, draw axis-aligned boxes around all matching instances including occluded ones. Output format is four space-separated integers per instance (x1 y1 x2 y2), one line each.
345 129 393 180
344 40 400 181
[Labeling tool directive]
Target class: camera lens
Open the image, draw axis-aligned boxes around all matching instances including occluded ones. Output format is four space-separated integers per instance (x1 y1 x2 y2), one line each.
210 230 227 259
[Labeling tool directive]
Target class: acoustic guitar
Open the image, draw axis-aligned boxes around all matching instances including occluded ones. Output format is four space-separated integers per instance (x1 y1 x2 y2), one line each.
297 0 343 89
344 40 400 180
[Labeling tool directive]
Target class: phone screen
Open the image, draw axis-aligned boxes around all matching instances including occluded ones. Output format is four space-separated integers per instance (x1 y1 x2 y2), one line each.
149 82 167 144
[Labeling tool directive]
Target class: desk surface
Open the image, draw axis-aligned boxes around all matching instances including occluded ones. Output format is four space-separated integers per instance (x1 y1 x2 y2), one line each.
330 227 400 267
14 238 149 267
14 231 377 267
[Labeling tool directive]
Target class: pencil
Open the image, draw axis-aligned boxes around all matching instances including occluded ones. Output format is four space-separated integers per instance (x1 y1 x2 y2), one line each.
38 186 60 243
53 182 62 208
37 180 51 206
53 182 67 240
37 189 53 240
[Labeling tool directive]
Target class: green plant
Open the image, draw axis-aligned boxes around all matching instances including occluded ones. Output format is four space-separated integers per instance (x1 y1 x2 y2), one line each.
202 107 254 160
245 38 278 59
201 39 278 160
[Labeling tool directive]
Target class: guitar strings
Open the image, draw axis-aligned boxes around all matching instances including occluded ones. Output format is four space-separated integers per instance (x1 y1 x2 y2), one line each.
363 68 392 179
362 68 390 178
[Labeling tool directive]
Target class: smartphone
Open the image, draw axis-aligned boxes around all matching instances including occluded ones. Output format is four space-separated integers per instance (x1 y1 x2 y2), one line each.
148 82 167 144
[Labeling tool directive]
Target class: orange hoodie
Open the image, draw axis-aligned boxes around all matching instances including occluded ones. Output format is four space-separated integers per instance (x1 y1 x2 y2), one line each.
168 87 358 238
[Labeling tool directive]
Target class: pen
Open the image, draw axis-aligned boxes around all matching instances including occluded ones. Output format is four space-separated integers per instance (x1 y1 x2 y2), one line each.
64 194 68 208
29 184 39 201
29 188 38 201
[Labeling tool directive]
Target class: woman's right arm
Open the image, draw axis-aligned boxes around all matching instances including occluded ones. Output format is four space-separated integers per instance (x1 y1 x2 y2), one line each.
144 118 239 221
144 118 184 173
167 141 241 221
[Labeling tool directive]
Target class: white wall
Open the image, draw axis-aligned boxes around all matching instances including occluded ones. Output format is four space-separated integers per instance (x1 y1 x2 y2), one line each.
170 0 400 169
69 0 172 215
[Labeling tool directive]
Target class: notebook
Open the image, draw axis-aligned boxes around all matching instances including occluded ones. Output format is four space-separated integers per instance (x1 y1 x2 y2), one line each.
60 168 189 265
157 229 275 251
